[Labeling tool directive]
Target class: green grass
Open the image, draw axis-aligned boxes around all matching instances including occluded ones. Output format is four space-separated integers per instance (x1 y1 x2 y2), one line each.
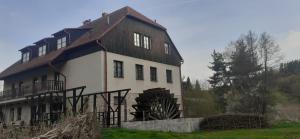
102 122 300 139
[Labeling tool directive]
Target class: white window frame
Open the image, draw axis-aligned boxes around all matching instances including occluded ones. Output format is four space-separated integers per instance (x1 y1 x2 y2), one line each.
164 43 171 54
143 36 150 49
134 33 140 47
22 52 30 63
38 45 47 56
57 37 67 49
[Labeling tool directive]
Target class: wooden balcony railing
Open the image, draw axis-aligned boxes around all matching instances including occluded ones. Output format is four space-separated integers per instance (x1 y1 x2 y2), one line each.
0 80 64 101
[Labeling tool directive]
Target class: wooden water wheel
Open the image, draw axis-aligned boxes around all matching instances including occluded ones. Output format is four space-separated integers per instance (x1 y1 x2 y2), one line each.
131 88 180 121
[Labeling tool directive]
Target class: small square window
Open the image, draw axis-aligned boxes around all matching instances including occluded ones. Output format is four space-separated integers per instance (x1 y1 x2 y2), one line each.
136 64 144 80
114 60 124 78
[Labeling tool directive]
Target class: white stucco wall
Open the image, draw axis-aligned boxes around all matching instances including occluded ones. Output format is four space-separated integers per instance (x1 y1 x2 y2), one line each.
60 51 103 95
0 50 183 124
106 52 183 120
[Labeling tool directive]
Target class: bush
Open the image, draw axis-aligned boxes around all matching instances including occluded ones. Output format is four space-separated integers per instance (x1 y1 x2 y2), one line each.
199 114 268 130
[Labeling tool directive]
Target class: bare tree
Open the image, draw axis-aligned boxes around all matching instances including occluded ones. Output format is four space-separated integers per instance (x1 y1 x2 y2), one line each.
258 32 283 114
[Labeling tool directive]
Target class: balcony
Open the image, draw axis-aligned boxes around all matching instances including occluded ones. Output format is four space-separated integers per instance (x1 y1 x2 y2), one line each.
0 80 64 101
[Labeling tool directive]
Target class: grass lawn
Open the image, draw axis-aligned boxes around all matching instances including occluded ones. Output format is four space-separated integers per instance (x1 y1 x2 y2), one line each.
102 122 300 139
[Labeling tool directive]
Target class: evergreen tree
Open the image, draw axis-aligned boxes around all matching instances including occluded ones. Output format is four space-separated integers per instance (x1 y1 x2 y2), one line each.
186 77 193 91
208 50 228 112
208 50 228 88
195 80 201 91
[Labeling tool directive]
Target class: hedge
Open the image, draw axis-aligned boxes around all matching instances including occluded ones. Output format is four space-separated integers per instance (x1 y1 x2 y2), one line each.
199 114 268 130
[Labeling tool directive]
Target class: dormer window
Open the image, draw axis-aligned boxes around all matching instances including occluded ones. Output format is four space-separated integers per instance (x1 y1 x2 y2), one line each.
22 52 30 63
38 45 47 56
164 43 171 54
57 37 66 49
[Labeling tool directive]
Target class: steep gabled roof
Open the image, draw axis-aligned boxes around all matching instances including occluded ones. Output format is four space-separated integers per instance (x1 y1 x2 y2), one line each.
0 6 181 79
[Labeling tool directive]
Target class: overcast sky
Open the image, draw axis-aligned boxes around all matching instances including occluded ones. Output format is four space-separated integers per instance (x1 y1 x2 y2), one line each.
0 0 300 89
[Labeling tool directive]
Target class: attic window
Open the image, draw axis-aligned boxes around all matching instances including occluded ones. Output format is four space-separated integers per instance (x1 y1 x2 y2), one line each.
22 52 30 63
134 33 141 47
38 45 47 56
57 37 66 49
164 43 171 55
143 36 151 50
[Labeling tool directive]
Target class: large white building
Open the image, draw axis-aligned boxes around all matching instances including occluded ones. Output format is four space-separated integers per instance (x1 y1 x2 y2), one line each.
0 6 183 126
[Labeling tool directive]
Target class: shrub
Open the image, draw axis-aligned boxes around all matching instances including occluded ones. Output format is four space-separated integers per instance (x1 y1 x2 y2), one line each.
199 114 268 130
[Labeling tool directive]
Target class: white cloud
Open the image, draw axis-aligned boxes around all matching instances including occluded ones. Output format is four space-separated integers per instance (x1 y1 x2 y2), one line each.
279 31 300 61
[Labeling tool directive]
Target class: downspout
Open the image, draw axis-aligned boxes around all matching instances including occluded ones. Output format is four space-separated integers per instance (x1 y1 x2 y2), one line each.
179 60 184 118
96 40 108 114
96 40 108 93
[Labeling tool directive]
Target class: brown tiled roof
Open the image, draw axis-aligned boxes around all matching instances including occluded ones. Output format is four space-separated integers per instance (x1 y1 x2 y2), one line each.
0 6 176 79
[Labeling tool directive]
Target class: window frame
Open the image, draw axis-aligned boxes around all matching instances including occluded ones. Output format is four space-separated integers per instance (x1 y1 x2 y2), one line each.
134 33 141 47
10 108 14 121
22 52 30 63
166 69 173 83
38 45 47 56
57 36 67 49
135 64 144 80
150 67 157 82
143 35 151 50
164 43 171 55
114 60 124 78
17 107 22 121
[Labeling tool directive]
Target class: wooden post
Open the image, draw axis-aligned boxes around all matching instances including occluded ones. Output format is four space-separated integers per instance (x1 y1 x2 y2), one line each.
63 90 67 116
117 91 121 127
30 96 34 125
107 92 111 127
72 89 76 116
80 96 84 113
93 94 97 112
49 92 53 124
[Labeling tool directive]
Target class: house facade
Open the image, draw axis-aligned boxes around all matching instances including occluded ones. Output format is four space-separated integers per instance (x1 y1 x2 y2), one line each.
0 6 183 125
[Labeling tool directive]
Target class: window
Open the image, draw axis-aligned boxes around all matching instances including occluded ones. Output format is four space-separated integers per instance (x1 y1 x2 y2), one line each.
143 36 151 49
134 33 140 47
114 60 123 78
22 52 30 63
57 37 67 49
166 70 173 83
114 96 125 105
164 43 171 54
38 45 47 56
17 107 22 120
135 64 144 80
150 67 157 82
10 108 14 121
